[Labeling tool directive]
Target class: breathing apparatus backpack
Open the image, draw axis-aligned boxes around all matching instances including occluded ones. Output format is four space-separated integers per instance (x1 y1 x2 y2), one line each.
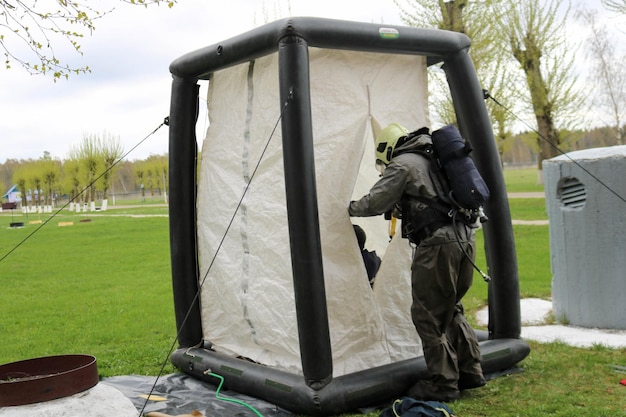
407 124 490 227
395 124 492 282
434 124 490 218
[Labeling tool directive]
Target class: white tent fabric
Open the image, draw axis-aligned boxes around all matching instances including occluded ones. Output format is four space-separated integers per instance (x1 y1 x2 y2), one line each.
197 48 429 376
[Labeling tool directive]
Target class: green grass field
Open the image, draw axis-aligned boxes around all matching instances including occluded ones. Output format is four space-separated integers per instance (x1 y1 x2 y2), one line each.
503 166 545 193
1 169 624 417
463 224 552 317
0 212 176 376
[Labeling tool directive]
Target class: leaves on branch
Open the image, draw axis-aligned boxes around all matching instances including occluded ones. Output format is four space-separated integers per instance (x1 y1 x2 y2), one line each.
0 0 176 81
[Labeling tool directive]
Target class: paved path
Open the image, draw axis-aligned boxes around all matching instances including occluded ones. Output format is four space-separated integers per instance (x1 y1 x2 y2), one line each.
507 192 548 225
512 219 549 225
5 197 550 224
508 192 545 198
105 203 168 209
477 298 626 348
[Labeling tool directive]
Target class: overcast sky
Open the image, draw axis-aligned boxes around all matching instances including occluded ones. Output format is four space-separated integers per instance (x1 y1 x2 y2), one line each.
0 0 622 163
0 0 404 162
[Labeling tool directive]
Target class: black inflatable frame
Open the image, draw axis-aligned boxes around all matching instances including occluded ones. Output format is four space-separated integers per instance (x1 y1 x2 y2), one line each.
167 17 530 416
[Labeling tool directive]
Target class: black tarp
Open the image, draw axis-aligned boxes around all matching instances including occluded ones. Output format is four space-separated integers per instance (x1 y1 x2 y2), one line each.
102 373 293 417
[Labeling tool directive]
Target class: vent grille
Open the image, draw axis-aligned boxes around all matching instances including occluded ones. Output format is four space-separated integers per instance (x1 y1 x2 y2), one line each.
558 177 586 209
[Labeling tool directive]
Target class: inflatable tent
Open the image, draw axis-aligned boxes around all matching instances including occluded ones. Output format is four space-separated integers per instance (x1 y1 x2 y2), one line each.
167 17 529 415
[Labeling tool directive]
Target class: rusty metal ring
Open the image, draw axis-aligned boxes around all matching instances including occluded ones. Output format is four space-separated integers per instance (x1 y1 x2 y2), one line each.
0 354 98 407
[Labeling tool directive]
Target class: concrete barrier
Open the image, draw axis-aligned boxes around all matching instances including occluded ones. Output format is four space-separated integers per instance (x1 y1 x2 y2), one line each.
544 145 626 329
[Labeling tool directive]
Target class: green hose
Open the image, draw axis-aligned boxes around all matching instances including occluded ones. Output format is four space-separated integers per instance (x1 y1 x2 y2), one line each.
208 372 264 417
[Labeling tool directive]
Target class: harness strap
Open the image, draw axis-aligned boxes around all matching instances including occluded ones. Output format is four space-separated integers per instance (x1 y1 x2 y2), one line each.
401 199 453 245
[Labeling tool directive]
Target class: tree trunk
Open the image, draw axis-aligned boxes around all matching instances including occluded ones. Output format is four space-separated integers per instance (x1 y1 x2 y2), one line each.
440 0 468 33
512 30 561 184
536 113 560 169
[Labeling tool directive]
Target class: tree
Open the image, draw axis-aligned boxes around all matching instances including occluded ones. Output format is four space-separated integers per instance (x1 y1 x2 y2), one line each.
113 160 134 194
74 134 99 209
395 0 585 179
495 0 584 180
25 161 42 207
254 0 292 25
135 164 145 202
9 158 55 208
602 0 626 13
98 131 123 203
40 157 61 206
1 0 175 80
1 158 20 192
12 163 29 208
61 155 82 206
142 154 167 201
4 153 166 208
394 0 519 163
578 8 625 146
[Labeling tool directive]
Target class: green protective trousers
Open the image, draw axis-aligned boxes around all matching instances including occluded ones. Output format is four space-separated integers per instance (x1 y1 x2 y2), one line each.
410 224 483 390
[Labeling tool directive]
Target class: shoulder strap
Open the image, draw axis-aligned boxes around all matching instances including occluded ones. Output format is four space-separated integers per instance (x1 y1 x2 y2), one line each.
411 195 453 218
394 143 455 208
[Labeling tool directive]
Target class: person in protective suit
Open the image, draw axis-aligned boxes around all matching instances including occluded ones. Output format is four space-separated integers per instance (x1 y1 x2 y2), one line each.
348 123 485 402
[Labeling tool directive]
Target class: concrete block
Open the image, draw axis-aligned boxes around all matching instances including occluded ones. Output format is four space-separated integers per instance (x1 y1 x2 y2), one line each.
544 145 626 329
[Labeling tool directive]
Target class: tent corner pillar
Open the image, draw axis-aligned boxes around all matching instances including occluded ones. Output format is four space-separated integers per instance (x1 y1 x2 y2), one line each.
442 50 522 340
278 34 333 388
168 75 203 348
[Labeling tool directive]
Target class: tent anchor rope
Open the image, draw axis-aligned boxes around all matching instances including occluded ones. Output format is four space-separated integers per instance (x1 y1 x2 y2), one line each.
138 96 290 417
0 119 167 265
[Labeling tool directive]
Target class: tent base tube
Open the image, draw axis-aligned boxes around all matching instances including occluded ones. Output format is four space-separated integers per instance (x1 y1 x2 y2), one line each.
171 338 529 416
475 329 489 341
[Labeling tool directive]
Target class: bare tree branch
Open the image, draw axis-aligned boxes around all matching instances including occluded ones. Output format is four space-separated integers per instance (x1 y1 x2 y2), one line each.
601 0 626 14
578 7 626 145
394 0 521 159
0 0 175 80
495 0 585 173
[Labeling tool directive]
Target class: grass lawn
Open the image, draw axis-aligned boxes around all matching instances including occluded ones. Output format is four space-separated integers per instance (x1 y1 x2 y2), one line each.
0 213 176 377
1 168 624 416
463 224 552 317
503 166 544 193
507 198 548 220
